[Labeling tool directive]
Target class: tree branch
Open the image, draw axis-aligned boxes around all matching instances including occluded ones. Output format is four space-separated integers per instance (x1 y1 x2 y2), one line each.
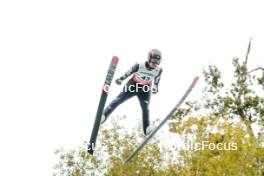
244 37 252 65
248 67 264 74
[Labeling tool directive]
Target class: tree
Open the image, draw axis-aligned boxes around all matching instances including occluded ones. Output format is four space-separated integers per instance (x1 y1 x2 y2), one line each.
169 38 264 175
173 38 264 138
169 115 264 176
53 116 172 176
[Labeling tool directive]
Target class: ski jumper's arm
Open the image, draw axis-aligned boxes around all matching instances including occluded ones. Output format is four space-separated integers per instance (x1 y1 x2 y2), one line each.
153 68 163 93
118 63 139 81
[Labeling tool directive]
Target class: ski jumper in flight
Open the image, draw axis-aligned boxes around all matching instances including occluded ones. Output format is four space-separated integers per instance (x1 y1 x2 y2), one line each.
101 49 163 136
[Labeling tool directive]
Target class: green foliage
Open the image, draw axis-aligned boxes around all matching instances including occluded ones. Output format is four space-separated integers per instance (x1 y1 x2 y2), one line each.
174 39 264 137
54 116 264 175
170 115 264 176
53 116 170 176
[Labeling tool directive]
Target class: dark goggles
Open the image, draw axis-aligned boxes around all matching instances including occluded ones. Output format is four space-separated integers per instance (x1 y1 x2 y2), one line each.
150 56 161 65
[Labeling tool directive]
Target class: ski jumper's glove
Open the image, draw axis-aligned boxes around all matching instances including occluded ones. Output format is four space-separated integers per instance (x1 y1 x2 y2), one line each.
116 63 139 85
152 85 158 94
115 79 122 85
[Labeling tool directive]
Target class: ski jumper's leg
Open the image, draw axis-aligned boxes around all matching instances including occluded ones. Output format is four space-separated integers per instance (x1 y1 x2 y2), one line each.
104 80 136 118
137 88 151 135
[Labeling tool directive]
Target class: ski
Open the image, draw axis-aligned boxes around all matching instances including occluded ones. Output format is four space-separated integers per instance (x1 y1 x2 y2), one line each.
124 76 199 163
88 56 119 155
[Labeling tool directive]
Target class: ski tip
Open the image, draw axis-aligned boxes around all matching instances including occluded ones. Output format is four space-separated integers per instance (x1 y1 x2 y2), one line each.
112 56 119 65
193 76 199 84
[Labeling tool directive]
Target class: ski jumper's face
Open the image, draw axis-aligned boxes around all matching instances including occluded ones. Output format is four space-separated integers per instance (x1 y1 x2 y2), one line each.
148 55 161 69
149 62 157 69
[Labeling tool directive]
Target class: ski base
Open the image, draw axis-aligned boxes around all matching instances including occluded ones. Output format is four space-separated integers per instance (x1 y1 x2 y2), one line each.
88 56 119 155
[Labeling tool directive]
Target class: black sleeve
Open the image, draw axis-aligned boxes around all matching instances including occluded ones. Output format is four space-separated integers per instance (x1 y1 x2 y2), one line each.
119 63 139 81
154 68 163 86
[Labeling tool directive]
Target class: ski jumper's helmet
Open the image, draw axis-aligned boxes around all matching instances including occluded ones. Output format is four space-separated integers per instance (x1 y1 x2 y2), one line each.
148 49 162 65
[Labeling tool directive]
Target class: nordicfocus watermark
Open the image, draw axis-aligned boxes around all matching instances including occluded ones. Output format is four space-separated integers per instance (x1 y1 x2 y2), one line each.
88 141 238 152
103 83 158 93
87 142 96 151
184 141 238 151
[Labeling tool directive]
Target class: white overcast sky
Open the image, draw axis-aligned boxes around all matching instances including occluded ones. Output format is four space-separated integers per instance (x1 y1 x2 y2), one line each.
1 0 264 175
